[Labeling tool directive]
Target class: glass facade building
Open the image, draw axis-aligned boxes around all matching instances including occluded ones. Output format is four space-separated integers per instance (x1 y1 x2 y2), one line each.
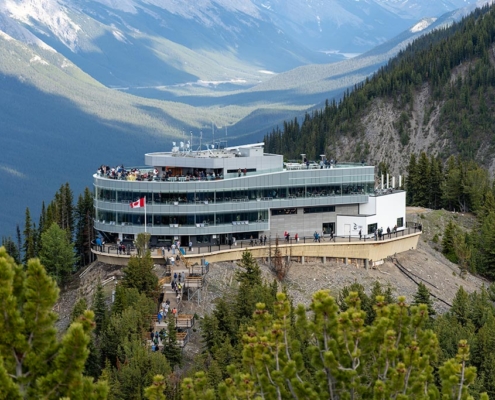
94 143 375 246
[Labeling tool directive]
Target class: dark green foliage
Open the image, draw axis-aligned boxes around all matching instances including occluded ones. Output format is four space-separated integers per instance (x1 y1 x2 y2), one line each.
46 183 75 239
75 188 95 268
121 250 158 300
22 207 36 265
442 220 460 263
162 314 182 370
39 222 76 285
412 282 436 318
434 286 495 397
1 236 20 265
92 283 107 336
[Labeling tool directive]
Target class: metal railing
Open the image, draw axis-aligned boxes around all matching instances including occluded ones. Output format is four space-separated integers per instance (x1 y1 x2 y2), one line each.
91 226 421 258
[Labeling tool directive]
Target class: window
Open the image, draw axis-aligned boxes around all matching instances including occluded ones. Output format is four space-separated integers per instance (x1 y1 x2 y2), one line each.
397 217 404 228
367 223 377 235
322 223 335 234
303 206 335 214
271 208 297 216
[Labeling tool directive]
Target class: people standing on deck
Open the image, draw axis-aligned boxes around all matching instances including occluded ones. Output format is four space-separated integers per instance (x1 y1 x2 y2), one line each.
264 235 267 245
359 229 362 240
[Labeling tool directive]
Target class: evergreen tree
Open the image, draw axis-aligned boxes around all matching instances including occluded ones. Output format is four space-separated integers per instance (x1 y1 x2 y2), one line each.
103 339 170 400
122 252 158 299
450 286 471 326
181 291 487 399
144 374 166 400
36 201 46 255
406 153 418 205
412 282 436 317
22 207 36 265
75 188 94 267
1 236 20 265
415 152 431 207
477 211 495 278
39 222 76 285
235 251 263 321
71 297 89 323
92 282 107 336
442 220 459 264
0 246 108 399
162 314 182 370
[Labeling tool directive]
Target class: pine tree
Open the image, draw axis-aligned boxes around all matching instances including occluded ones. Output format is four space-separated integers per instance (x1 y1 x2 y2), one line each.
442 220 459 264
39 222 76 285
122 251 158 299
1 236 20 265
406 153 418 205
144 374 166 400
413 282 436 317
75 188 94 267
415 152 431 207
180 290 487 399
22 208 36 265
92 282 107 336
162 314 182 370
235 251 263 321
0 246 108 399
71 297 89 323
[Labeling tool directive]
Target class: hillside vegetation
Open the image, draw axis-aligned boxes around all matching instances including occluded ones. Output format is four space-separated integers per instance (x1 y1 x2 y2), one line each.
264 4 495 173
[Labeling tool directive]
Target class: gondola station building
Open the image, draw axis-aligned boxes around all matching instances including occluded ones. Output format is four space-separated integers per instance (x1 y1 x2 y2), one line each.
93 142 406 247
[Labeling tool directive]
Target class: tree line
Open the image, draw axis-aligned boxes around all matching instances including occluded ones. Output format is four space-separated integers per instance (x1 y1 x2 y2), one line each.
264 4 495 166
1 183 94 285
403 152 495 279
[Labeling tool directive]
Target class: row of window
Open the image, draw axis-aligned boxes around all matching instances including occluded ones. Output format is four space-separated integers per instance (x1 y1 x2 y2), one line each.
95 183 374 204
96 210 269 227
271 206 336 216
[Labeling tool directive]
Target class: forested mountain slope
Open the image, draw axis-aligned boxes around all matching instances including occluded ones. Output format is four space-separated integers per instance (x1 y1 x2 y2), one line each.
264 4 495 175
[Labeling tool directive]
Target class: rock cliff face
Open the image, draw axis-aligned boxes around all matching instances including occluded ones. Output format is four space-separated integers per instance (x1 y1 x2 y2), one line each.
331 85 443 175
330 50 495 175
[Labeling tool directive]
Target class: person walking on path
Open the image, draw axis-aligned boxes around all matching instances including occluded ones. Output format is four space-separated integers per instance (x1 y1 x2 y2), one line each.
263 235 267 245
189 241 192 251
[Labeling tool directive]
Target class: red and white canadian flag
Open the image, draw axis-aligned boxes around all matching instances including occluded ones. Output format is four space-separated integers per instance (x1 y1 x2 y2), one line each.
130 197 145 208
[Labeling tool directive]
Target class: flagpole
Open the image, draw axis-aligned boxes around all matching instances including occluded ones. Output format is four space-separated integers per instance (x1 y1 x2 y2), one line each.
145 196 147 233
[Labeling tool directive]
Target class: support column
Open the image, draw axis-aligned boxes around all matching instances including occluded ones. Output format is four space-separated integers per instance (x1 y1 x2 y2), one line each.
365 259 369 270
301 256 305 264
322 256 326 263
345 257 348 265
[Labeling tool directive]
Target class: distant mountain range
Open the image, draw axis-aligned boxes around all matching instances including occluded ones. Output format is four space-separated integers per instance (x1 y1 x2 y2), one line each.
0 0 489 89
0 0 492 238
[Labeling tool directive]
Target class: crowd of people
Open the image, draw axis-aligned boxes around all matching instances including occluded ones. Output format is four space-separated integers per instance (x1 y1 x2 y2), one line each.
97 164 223 182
